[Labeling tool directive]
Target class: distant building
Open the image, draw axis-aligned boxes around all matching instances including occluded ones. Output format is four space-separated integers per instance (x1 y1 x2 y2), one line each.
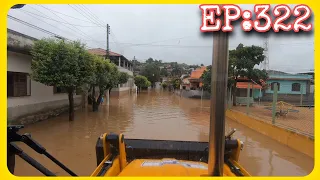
298 71 314 93
87 48 135 97
235 78 263 99
262 71 313 104
181 77 191 90
233 77 263 105
188 66 207 89
7 29 82 124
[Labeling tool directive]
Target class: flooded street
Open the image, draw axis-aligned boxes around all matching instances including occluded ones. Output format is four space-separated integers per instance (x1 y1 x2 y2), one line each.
14 90 313 176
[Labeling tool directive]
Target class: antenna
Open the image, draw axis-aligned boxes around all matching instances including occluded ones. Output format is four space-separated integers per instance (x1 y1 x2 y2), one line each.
262 33 269 70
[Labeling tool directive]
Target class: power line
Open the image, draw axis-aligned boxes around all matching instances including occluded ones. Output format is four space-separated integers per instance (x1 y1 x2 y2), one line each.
10 12 311 51
81 5 105 24
68 5 121 54
40 4 105 48
8 15 60 37
78 5 105 26
75 5 124 53
110 29 123 53
84 35 194 45
25 5 105 47
8 15 97 49
35 5 102 25
19 9 101 45
20 10 67 35
20 9 102 27
68 5 104 30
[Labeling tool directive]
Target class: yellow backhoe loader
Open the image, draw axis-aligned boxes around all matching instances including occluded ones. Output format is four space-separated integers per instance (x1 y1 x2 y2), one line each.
7 30 250 176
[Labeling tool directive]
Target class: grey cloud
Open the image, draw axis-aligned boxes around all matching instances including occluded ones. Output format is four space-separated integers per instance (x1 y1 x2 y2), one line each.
7 4 314 73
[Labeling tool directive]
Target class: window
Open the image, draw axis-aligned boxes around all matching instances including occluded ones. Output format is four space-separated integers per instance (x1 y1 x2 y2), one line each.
53 86 67 94
271 82 280 91
7 71 31 97
292 83 301 92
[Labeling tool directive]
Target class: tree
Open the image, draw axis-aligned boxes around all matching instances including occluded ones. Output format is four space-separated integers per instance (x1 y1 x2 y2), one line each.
88 56 113 112
161 82 168 89
201 44 268 106
171 64 184 77
229 43 267 106
141 62 160 88
200 65 212 92
31 38 95 121
160 68 169 77
146 57 154 64
134 75 150 93
170 78 181 90
106 63 121 95
118 72 130 85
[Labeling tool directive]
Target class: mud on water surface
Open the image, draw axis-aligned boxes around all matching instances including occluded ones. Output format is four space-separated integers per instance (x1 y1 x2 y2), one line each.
13 90 313 176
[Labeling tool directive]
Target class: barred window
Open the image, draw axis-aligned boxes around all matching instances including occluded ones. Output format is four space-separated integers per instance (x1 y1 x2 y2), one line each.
292 83 301 92
271 82 280 91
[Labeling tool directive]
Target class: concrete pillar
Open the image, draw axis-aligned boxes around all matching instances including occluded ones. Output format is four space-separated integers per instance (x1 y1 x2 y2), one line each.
118 57 121 88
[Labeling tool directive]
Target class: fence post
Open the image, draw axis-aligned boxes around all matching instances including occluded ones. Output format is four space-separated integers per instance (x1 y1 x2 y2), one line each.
228 88 232 109
246 83 250 115
201 88 203 102
259 88 262 105
300 86 303 106
105 90 109 105
272 83 278 124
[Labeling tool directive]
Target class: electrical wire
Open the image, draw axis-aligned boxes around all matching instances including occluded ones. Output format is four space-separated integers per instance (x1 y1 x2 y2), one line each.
68 5 105 30
8 15 96 49
35 4 102 25
20 9 102 27
39 4 105 48
8 15 60 37
78 5 105 26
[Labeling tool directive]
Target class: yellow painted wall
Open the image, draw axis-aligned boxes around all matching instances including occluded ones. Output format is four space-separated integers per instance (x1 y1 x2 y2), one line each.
226 110 314 158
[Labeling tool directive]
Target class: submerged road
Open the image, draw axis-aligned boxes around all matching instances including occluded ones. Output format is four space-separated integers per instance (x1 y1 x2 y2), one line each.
13 90 313 176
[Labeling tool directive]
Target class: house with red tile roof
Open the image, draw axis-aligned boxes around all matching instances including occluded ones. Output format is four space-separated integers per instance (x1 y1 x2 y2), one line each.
87 48 135 97
188 66 207 89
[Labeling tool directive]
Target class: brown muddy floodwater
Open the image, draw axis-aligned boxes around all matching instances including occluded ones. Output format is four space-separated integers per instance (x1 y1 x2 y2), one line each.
13 90 313 176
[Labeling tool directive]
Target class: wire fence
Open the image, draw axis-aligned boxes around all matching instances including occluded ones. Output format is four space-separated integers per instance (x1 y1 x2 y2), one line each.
227 83 314 139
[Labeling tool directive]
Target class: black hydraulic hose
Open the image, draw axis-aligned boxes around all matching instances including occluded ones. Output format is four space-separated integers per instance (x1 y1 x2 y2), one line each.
10 143 56 176
44 152 77 176
225 159 244 176
97 155 116 176
21 134 78 176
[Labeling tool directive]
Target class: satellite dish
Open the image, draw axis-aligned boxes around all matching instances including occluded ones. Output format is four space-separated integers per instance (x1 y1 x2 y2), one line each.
11 4 25 9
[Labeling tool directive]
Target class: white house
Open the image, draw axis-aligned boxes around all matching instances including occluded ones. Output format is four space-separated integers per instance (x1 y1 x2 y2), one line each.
87 48 136 97
7 29 82 124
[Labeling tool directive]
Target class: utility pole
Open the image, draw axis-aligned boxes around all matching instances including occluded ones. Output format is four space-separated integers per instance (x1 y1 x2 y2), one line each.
106 24 110 59
133 56 136 74
208 30 229 176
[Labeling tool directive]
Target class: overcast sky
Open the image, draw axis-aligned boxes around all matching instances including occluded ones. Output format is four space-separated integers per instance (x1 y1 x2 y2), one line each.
7 4 314 73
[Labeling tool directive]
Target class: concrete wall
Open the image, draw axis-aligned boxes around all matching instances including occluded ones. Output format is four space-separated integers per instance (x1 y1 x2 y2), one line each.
226 110 314 158
118 66 133 76
7 51 81 124
7 29 35 52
